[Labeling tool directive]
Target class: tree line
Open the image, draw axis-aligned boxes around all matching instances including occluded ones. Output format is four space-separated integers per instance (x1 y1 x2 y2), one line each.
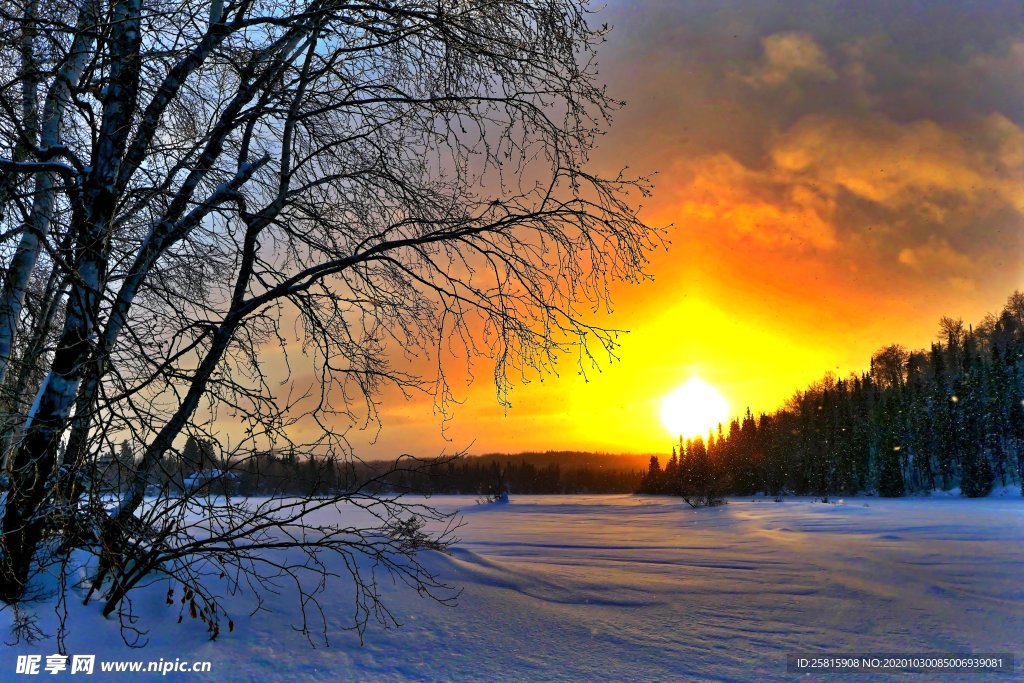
376 457 644 496
639 291 1024 499
95 442 646 498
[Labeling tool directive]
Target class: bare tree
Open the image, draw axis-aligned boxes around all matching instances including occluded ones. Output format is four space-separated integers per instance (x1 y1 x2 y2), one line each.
870 344 908 391
0 0 657 640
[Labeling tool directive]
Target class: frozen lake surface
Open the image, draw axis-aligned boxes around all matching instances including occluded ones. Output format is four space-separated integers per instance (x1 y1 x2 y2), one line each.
6 494 1023 681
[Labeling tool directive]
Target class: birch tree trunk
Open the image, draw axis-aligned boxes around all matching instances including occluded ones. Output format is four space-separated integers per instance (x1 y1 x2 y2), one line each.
0 0 142 599
0 0 98 387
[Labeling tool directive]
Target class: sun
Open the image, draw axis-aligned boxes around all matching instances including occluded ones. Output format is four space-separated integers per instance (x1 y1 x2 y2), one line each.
660 377 731 439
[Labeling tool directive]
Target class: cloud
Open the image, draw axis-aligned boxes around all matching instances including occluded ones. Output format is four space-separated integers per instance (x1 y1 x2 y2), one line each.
897 237 974 273
949 276 978 293
769 113 1024 217
896 237 979 294
669 108 1024 272
740 32 837 87
675 153 839 252
969 39 1024 84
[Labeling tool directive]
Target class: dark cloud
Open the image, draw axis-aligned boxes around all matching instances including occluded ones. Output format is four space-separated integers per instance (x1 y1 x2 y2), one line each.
596 0 1023 303
600 0 1024 145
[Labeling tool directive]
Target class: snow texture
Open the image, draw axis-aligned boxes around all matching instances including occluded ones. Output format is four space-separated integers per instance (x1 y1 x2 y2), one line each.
3 494 1022 681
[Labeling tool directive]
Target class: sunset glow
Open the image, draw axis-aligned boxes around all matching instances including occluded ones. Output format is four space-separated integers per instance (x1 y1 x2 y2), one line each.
660 377 731 440
281 1 1024 458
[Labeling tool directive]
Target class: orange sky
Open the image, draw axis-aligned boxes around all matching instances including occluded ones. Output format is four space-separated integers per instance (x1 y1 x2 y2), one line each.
249 1 1024 458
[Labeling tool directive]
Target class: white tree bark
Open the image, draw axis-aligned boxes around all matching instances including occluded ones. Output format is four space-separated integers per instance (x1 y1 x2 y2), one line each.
0 0 98 386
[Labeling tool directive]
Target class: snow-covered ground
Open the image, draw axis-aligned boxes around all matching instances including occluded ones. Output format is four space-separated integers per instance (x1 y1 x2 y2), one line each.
4 494 1023 681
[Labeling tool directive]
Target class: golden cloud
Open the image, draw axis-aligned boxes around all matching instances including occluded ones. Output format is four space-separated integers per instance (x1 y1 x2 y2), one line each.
740 32 837 86
770 113 1024 215
670 110 1024 269
897 236 979 293
897 236 973 271
675 153 839 251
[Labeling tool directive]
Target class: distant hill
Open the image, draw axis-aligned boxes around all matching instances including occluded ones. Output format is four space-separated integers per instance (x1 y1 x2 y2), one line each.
466 451 655 472
354 450 653 495
363 450 655 472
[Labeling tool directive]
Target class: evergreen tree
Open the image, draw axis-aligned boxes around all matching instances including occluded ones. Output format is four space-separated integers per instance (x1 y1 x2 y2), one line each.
679 437 722 507
638 456 662 494
181 436 202 474
664 449 680 495
877 446 905 497
960 448 994 497
876 396 905 497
